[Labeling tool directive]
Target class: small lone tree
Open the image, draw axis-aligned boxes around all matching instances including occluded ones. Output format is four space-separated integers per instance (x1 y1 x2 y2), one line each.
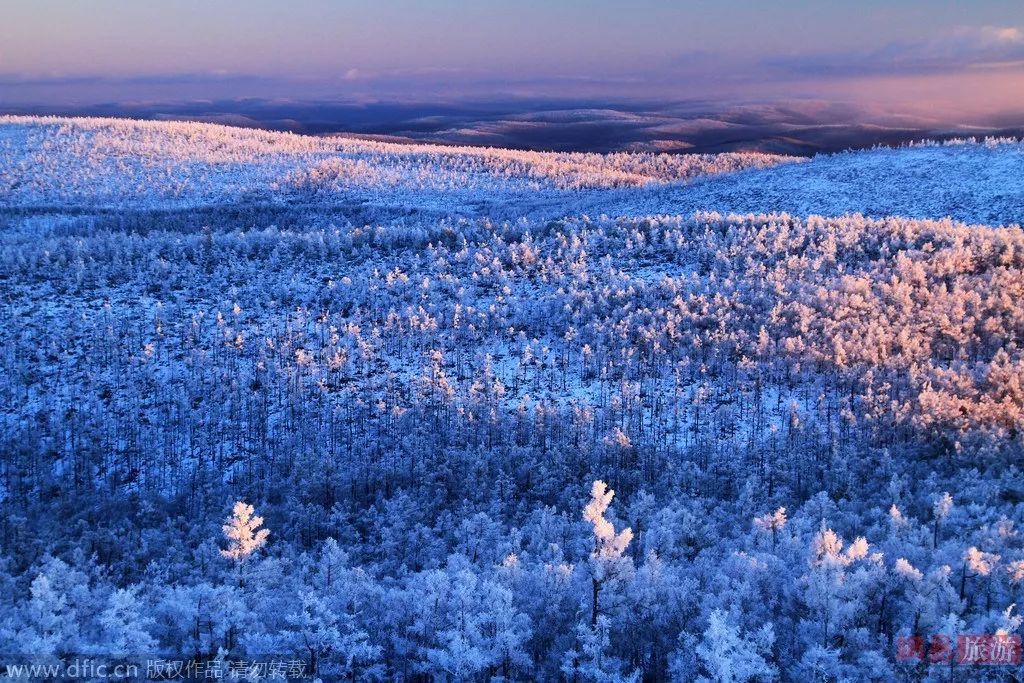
932 492 953 549
221 501 269 585
583 480 633 627
753 507 787 550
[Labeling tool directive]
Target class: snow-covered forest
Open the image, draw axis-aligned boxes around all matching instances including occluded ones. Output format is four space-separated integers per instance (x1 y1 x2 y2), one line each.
2 117 1024 681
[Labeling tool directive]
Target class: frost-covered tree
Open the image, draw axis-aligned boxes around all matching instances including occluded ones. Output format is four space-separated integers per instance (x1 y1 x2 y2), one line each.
221 501 270 585
16 574 81 657
94 585 157 658
562 616 639 683
583 480 634 627
753 508 787 551
673 609 778 683
281 590 380 678
932 492 953 550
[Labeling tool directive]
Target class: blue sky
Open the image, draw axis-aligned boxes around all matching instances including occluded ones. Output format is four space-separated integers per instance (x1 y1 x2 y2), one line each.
3 0 1024 111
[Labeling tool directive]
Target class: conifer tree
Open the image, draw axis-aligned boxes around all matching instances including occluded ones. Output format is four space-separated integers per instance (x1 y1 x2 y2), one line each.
221 501 270 586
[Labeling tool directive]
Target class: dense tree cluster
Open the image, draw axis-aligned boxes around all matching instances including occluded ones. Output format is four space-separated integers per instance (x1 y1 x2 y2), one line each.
3 207 1024 679
1 118 1024 680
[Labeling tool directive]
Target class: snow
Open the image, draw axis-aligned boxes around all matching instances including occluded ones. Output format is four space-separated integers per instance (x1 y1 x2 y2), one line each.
604 139 1024 226
2 116 1024 681
4 117 1022 226
0 116 798 216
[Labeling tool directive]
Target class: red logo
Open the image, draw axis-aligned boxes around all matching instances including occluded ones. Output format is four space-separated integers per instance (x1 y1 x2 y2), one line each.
896 635 951 663
897 635 1021 665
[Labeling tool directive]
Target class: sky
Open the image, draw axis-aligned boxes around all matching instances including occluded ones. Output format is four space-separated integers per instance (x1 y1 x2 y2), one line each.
2 0 1024 119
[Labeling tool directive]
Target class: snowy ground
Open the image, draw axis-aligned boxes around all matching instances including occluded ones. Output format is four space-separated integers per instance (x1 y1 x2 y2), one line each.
0 116 796 217
3 117 1022 226
604 139 1024 226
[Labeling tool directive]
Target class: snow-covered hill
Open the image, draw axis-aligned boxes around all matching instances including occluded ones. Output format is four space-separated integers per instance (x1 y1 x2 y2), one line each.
0 116 795 215
608 138 1024 226
3 117 1022 226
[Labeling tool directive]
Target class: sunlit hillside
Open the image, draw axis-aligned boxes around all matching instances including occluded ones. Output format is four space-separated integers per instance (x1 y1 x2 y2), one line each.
0 117 797 213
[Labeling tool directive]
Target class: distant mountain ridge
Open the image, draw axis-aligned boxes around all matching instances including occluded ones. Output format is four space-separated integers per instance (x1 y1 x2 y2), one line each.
2 117 1022 227
0 116 796 216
